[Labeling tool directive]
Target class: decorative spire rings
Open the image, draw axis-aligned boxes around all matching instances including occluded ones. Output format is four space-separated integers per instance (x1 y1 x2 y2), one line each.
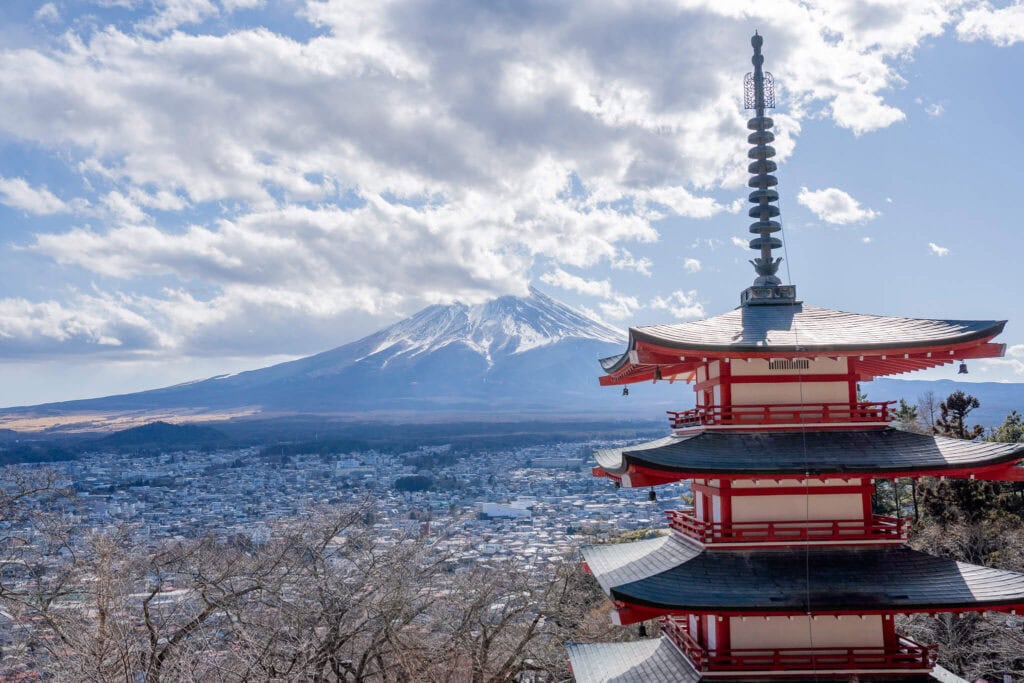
745 32 783 287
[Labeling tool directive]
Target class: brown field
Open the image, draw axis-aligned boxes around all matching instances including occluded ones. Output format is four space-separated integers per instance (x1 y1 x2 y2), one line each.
0 408 261 434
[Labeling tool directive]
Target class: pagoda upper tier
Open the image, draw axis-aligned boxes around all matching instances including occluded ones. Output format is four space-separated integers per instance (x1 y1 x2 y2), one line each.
600 302 1006 385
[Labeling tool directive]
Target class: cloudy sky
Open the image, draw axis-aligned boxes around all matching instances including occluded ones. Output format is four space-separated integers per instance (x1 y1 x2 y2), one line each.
2 0 1024 406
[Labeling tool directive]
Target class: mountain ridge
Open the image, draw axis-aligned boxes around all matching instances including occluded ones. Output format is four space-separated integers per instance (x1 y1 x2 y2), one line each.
2 288 649 419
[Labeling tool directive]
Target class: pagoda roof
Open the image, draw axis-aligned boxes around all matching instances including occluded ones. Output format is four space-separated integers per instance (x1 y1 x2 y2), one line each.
582 535 1024 615
628 303 1003 356
566 638 963 682
599 303 1005 383
567 638 700 682
594 429 1024 483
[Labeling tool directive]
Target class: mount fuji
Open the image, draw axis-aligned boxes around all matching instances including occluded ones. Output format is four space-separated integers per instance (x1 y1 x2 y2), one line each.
9 288 681 418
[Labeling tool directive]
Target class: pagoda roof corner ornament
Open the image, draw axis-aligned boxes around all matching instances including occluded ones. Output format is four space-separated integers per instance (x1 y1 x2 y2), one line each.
741 32 796 307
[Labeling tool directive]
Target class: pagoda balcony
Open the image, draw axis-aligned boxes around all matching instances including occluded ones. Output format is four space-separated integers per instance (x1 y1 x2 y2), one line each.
661 616 937 676
667 401 895 430
665 509 909 546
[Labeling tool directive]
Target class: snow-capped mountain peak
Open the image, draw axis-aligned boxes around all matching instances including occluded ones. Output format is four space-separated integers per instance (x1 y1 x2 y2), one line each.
361 287 624 366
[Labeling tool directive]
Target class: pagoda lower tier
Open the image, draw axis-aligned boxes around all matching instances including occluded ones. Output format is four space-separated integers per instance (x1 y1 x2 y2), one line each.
567 637 968 682
593 428 1024 487
569 534 1024 682
582 536 1024 623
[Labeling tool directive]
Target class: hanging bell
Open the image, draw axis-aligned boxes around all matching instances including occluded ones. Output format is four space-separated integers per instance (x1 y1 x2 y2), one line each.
653 367 663 382
648 487 657 502
622 386 629 396
958 361 968 375
614 480 621 489
638 622 648 637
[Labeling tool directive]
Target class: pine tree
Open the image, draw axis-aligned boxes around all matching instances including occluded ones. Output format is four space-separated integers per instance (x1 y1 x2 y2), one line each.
892 399 921 433
987 410 1024 444
934 390 984 440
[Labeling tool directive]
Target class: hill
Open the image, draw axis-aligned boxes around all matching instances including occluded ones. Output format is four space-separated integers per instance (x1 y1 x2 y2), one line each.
95 421 228 448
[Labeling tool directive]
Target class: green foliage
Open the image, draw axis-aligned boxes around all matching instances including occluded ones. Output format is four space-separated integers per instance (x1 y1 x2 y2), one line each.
987 410 1024 443
920 478 999 527
891 399 921 433
934 390 984 440
0 443 76 465
393 475 433 492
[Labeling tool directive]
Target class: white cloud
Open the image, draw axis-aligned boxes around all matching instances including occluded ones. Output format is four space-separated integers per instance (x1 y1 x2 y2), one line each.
957 2 1024 46
650 290 705 320
0 0 991 360
924 103 945 117
0 177 69 215
222 0 265 9
928 242 950 256
610 250 652 276
731 236 748 249
0 293 167 356
100 191 149 223
539 268 612 298
34 3 60 23
862 236 873 243
797 187 879 224
599 295 641 321
137 0 220 34
683 258 702 273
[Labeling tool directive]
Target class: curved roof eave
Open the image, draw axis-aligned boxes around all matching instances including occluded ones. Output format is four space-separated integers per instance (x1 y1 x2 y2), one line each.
583 537 1024 614
597 304 1006 375
594 429 1024 478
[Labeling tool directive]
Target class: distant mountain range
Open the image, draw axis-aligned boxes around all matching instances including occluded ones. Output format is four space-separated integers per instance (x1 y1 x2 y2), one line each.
867 378 1023 430
4 289 1023 430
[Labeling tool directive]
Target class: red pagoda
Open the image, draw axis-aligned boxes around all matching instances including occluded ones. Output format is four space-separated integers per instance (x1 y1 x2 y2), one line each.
567 33 1024 682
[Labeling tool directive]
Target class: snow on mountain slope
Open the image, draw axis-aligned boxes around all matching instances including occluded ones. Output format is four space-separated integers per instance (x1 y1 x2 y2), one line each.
353 287 624 367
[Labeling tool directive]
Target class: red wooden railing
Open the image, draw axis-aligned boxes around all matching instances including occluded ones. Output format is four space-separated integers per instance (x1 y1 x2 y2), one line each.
661 616 937 673
667 401 896 429
665 509 908 545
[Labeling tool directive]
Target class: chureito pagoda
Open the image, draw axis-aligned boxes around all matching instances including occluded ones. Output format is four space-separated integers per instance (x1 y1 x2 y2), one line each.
566 33 1024 683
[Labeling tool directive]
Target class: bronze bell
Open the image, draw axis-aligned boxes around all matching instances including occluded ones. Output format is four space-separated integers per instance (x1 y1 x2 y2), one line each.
958 362 968 375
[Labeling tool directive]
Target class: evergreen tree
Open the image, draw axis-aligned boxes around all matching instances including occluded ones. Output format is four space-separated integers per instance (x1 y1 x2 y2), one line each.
987 410 1024 444
922 391 994 526
934 390 984 439
891 399 921 433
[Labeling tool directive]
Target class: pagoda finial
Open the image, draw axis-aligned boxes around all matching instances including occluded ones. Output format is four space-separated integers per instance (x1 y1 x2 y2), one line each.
740 33 796 306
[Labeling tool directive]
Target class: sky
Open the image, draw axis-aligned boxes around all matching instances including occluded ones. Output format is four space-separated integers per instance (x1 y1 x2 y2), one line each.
2 0 1024 407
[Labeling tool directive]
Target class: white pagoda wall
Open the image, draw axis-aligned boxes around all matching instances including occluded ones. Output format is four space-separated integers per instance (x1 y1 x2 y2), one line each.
731 381 849 406
728 615 884 649
731 493 864 522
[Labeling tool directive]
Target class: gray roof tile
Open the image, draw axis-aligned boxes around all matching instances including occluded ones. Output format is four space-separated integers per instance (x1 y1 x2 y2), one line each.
581 542 1024 613
595 429 1024 477
567 638 700 682
631 304 1004 353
